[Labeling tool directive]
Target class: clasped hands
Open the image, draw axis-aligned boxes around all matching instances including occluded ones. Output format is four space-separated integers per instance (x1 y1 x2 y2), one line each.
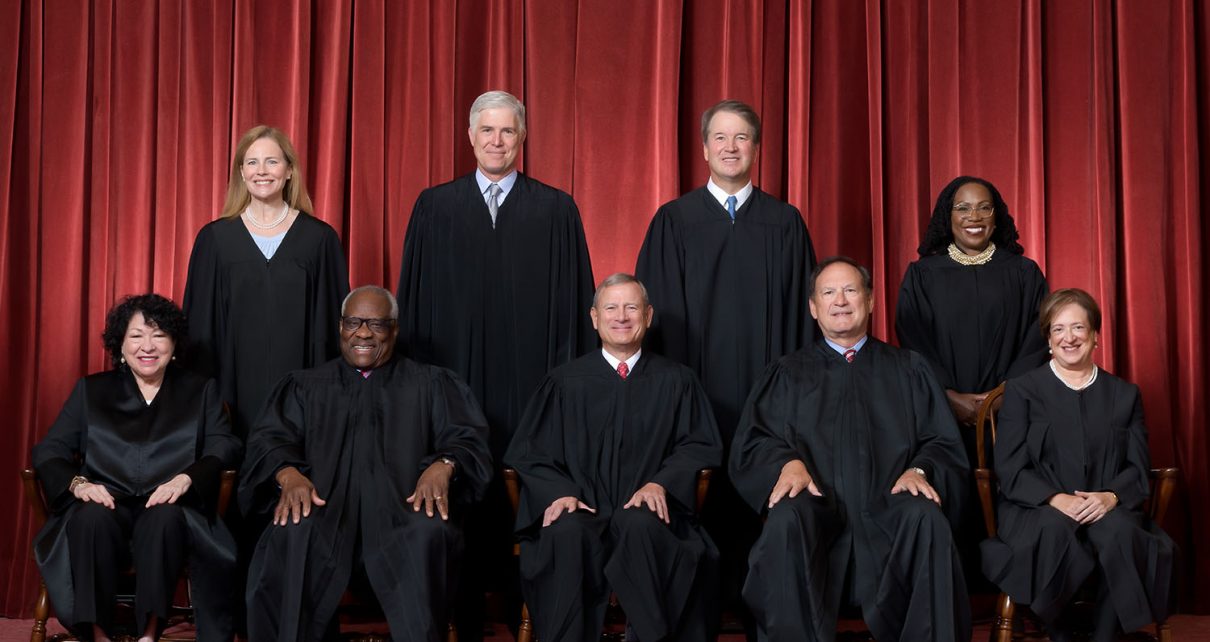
767 459 941 508
542 481 670 527
273 459 455 526
1048 490 1117 524
72 474 192 510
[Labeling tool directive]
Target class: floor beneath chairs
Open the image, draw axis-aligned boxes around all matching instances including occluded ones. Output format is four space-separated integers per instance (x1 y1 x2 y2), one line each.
5 615 1210 640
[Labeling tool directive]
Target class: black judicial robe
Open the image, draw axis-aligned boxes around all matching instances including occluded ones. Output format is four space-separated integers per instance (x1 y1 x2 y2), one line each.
183 213 349 436
730 339 971 642
981 366 1173 631
32 366 242 641
895 251 1048 395
396 172 595 456
505 352 722 642
635 186 816 439
239 355 493 641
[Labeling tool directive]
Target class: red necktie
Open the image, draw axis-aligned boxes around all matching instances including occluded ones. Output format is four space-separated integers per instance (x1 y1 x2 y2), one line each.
617 362 629 379
844 349 856 363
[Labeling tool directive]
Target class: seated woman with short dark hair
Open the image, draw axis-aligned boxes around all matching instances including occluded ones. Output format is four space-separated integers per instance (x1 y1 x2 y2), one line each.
32 293 242 642
981 288 1174 642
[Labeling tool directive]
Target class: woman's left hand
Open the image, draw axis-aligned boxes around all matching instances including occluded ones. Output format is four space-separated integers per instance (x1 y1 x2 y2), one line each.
1073 490 1117 524
146 473 193 508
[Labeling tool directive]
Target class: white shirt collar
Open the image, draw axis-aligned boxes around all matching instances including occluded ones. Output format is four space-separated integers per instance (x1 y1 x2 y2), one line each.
475 169 519 203
706 178 754 211
601 348 641 373
824 335 868 357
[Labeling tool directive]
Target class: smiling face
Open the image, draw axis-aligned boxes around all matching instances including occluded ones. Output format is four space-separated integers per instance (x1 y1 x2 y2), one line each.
240 137 292 205
702 110 756 191
121 312 175 384
949 181 996 255
468 107 524 181
809 262 873 344
1047 303 1097 371
339 290 398 370
590 282 653 358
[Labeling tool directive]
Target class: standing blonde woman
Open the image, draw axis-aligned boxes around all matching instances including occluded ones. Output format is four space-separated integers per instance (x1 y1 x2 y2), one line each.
183 125 349 438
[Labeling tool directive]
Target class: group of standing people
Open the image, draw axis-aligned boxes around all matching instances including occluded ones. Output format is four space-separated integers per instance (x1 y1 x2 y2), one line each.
31 90 1172 642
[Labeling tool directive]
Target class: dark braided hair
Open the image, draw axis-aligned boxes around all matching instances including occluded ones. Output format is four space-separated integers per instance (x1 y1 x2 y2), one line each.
101 293 189 368
917 176 1025 256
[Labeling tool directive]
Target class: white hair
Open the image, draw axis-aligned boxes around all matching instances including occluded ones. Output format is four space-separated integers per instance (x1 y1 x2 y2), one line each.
341 285 399 320
469 90 527 137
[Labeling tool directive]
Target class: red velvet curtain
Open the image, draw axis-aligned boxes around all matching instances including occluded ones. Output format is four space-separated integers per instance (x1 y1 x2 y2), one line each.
2 0 1208 616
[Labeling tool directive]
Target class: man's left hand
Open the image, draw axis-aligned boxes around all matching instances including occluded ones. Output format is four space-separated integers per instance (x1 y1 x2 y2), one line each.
623 482 670 524
891 468 941 505
407 461 454 520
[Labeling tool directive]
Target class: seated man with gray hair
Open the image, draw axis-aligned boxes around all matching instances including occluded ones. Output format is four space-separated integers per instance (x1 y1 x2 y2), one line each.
240 285 493 641
506 273 723 642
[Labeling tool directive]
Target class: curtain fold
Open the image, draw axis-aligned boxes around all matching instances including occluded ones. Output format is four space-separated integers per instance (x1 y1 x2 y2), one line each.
1 0 1207 617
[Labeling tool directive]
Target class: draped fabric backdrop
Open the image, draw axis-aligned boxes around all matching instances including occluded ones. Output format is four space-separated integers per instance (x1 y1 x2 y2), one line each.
1 0 1208 617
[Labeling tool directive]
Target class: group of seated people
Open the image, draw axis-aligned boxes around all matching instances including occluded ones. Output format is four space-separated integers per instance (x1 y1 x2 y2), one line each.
31 261 1173 642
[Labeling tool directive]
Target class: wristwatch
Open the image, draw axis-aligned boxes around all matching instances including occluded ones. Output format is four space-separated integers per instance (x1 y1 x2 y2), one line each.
438 456 457 472
69 475 89 492
909 467 927 479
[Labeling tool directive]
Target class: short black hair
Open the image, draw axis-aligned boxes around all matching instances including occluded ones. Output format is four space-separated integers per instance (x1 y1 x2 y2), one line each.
101 294 189 368
809 256 873 295
917 176 1025 256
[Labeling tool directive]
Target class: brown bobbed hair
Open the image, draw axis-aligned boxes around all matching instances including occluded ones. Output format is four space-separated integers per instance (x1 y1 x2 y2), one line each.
1038 288 1102 338
221 125 314 218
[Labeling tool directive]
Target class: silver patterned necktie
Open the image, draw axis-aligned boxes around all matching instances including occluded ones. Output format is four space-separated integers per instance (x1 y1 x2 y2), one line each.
487 183 502 228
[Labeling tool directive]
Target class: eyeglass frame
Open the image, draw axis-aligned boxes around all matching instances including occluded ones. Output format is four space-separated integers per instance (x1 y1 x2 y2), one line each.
951 203 995 216
340 316 397 334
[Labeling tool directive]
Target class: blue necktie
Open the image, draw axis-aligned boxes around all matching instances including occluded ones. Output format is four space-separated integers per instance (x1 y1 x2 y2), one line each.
726 195 737 220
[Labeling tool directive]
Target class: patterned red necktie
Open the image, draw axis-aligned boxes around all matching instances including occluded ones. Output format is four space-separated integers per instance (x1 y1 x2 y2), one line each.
617 362 629 380
844 349 856 363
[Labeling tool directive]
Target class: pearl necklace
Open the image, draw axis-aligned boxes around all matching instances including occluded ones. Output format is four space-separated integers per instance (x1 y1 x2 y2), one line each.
243 203 290 229
947 241 996 266
1049 359 1098 391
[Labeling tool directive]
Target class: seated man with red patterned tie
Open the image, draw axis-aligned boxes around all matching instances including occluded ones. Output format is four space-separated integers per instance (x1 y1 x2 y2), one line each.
730 257 973 642
505 273 724 642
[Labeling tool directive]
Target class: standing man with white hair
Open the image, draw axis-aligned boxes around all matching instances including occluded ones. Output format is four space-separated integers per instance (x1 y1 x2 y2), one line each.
396 90 596 640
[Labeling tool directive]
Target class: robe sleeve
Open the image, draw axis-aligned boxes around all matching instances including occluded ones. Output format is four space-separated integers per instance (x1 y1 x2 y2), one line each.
505 376 583 530
994 379 1061 507
635 207 690 364
648 374 723 512
237 373 310 518
31 379 88 512
396 191 434 363
182 377 243 513
309 220 350 366
729 361 807 514
895 262 954 390
1104 385 1151 510
182 223 223 379
420 368 494 505
790 212 818 348
1003 261 1050 381
904 352 970 521
554 196 597 362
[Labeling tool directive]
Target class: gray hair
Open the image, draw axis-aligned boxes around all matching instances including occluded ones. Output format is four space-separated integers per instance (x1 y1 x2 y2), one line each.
469 90 527 138
809 256 873 295
341 285 399 320
592 273 650 307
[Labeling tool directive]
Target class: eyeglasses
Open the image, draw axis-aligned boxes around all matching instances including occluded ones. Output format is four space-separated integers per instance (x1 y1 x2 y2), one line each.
952 204 994 216
340 316 396 333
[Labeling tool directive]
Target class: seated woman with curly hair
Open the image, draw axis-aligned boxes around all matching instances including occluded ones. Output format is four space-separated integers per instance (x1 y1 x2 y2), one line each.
32 294 242 642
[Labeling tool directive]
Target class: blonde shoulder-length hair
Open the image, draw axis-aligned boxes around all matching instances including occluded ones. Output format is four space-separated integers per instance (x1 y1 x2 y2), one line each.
221 125 314 218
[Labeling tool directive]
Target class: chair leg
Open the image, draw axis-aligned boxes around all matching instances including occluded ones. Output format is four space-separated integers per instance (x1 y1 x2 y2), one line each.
517 602 534 642
1157 620 1172 642
991 593 1014 642
31 582 49 642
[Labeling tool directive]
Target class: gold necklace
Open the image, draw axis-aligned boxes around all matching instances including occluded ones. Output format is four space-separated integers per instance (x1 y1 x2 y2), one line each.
947 241 996 266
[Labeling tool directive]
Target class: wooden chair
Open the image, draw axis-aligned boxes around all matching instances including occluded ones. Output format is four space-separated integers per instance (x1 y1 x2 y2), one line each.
22 468 237 642
503 468 713 642
973 383 1176 642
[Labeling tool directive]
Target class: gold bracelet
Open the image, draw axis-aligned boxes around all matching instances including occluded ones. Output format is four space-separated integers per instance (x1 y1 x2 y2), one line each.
69 475 89 492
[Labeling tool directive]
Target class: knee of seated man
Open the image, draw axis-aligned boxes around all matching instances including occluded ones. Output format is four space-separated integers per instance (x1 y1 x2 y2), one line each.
887 493 951 534
611 505 669 536
763 493 833 537
139 503 187 530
